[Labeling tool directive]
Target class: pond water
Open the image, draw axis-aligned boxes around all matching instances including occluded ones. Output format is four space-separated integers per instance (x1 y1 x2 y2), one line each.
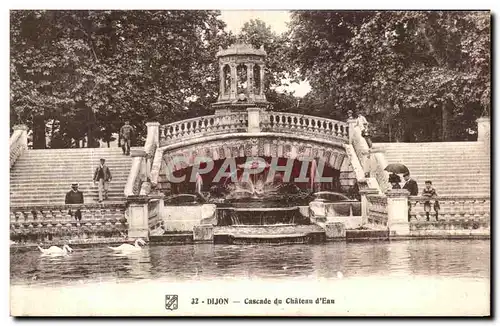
10 239 489 286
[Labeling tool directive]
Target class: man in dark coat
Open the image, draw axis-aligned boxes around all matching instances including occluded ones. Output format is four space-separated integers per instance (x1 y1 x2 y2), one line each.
402 172 418 195
402 172 418 222
93 158 112 202
65 183 84 221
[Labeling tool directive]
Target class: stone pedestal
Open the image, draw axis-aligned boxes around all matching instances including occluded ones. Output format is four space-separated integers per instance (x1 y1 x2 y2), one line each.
359 188 380 225
347 118 357 144
193 225 214 241
247 107 261 133
309 200 327 223
477 117 490 142
126 196 149 239
386 189 410 236
324 222 346 239
146 121 160 145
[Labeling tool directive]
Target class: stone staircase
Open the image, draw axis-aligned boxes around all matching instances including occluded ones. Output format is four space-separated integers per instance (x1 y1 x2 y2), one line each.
10 147 133 206
378 142 490 197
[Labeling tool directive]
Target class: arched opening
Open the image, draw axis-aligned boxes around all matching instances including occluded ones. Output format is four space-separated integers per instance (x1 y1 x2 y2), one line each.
253 65 261 95
223 64 231 95
236 64 248 96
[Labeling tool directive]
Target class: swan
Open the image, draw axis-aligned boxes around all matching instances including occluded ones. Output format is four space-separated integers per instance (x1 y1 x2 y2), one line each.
10 240 17 245
38 244 73 256
108 238 146 252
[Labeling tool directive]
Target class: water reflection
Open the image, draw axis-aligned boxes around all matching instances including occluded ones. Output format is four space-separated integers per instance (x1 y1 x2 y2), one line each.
10 240 489 286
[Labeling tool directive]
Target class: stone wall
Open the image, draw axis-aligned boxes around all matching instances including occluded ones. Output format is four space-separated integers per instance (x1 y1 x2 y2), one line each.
162 204 216 232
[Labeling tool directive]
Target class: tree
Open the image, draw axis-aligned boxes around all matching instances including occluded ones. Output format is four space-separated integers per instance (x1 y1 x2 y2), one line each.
288 11 490 141
10 10 231 148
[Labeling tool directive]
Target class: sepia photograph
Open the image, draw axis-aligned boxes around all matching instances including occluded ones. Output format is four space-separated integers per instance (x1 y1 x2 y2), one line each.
8 8 491 317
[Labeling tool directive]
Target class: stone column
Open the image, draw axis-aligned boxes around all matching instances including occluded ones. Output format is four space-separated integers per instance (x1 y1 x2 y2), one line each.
260 64 265 96
247 107 261 133
386 189 410 236
247 63 254 97
476 117 490 142
219 65 225 100
230 63 237 101
359 188 379 225
126 196 150 239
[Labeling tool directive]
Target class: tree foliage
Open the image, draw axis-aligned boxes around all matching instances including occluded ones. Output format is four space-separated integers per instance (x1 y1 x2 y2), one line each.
289 11 490 141
11 10 232 148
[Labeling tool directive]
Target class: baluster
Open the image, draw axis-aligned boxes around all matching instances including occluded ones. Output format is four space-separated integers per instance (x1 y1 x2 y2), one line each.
319 119 325 133
298 117 304 131
291 116 297 130
194 119 200 134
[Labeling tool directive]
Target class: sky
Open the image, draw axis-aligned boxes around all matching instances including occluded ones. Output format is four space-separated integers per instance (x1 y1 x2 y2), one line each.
219 10 312 98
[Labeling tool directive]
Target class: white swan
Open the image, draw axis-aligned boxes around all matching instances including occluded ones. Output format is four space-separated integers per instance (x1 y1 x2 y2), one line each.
38 244 73 256
108 238 146 252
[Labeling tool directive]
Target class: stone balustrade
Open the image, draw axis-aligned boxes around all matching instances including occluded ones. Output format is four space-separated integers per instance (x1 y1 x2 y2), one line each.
10 203 128 242
262 111 349 142
158 111 349 146
409 195 490 222
10 125 28 169
366 194 389 227
160 112 248 144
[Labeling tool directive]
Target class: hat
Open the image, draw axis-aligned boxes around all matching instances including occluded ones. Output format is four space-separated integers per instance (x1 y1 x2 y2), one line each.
100 158 106 161
71 183 79 187
389 174 401 183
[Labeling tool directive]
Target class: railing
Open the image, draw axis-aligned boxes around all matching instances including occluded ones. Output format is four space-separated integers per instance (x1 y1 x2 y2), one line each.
10 203 128 241
350 125 370 170
409 196 490 222
262 111 349 142
124 156 147 196
349 123 389 193
344 144 380 191
10 125 28 168
159 112 248 144
366 194 388 227
370 150 390 193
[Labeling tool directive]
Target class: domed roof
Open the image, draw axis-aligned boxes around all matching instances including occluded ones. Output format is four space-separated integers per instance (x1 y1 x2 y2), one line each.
216 42 267 57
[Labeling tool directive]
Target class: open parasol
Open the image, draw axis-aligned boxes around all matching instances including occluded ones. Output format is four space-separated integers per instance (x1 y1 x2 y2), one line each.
384 163 409 175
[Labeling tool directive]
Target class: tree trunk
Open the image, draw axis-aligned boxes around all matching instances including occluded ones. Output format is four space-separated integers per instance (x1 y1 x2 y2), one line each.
32 114 46 149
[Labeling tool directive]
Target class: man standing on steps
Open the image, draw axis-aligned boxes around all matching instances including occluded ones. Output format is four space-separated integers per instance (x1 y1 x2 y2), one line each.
119 120 134 155
65 183 84 221
93 158 112 203
402 172 419 222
